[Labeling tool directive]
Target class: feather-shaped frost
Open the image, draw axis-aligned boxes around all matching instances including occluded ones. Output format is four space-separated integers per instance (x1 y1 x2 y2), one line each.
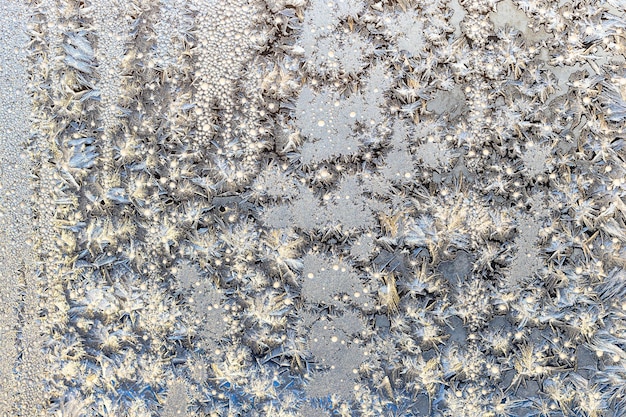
66 32 94 58
69 146 98 169
64 55 93 74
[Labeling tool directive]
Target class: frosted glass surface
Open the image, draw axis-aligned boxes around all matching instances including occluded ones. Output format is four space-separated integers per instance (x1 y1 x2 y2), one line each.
1 0 625 415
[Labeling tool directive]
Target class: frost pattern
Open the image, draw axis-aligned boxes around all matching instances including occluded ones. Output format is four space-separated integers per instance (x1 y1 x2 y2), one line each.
153 0 192 68
264 184 327 229
507 214 543 286
263 174 381 232
295 63 392 165
162 378 192 417
385 11 426 56
303 31 373 77
327 175 378 230
350 233 376 261
295 86 361 164
298 0 369 77
297 403 331 417
0 1 47 414
252 162 299 201
300 254 373 309
415 139 453 171
520 141 553 178
305 313 366 400
9 0 626 415
174 260 202 291
91 0 134 189
380 121 417 183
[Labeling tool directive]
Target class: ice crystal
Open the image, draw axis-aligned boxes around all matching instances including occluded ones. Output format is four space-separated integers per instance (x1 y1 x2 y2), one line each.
305 313 366 399
302 0 339 35
600 77 626 122
521 141 552 178
264 184 328 229
295 86 360 164
507 214 544 287
297 403 331 417
63 32 95 73
263 174 379 232
187 352 209 384
295 63 391 164
298 0 368 77
335 0 364 19
350 233 376 262
300 253 372 309
452 278 493 329
162 378 191 417
415 139 452 171
6 0 626 415
263 203 298 229
327 175 377 230
153 0 192 68
380 148 415 184
404 215 439 250
303 31 373 77
385 12 426 57
174 261 203 292
357 63 393 127
252 162 299 201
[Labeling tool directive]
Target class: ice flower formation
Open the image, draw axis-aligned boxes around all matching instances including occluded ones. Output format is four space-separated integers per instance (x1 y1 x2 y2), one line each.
1 0 625 415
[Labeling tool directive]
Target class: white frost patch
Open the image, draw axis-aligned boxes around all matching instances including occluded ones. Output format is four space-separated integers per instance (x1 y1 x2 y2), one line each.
0 1 46 415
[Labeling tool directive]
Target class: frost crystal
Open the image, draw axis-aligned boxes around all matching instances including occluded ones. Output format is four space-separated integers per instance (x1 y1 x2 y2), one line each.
350 233 376 262
415 139 452 170
264 185 327 229
263 175 377 232
507 214 544 286
521 141 552 177
295 63 391 165
299 0 369 77
7 0 626 415
328 175 377 230
300 254 372 308
305 313 366 399
174 261 202 291
252 162 299 200
295 86 360 164
162 379 191 417
387 12 426 56
153 0 192 68
303 31 372 77
298 403 331 417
